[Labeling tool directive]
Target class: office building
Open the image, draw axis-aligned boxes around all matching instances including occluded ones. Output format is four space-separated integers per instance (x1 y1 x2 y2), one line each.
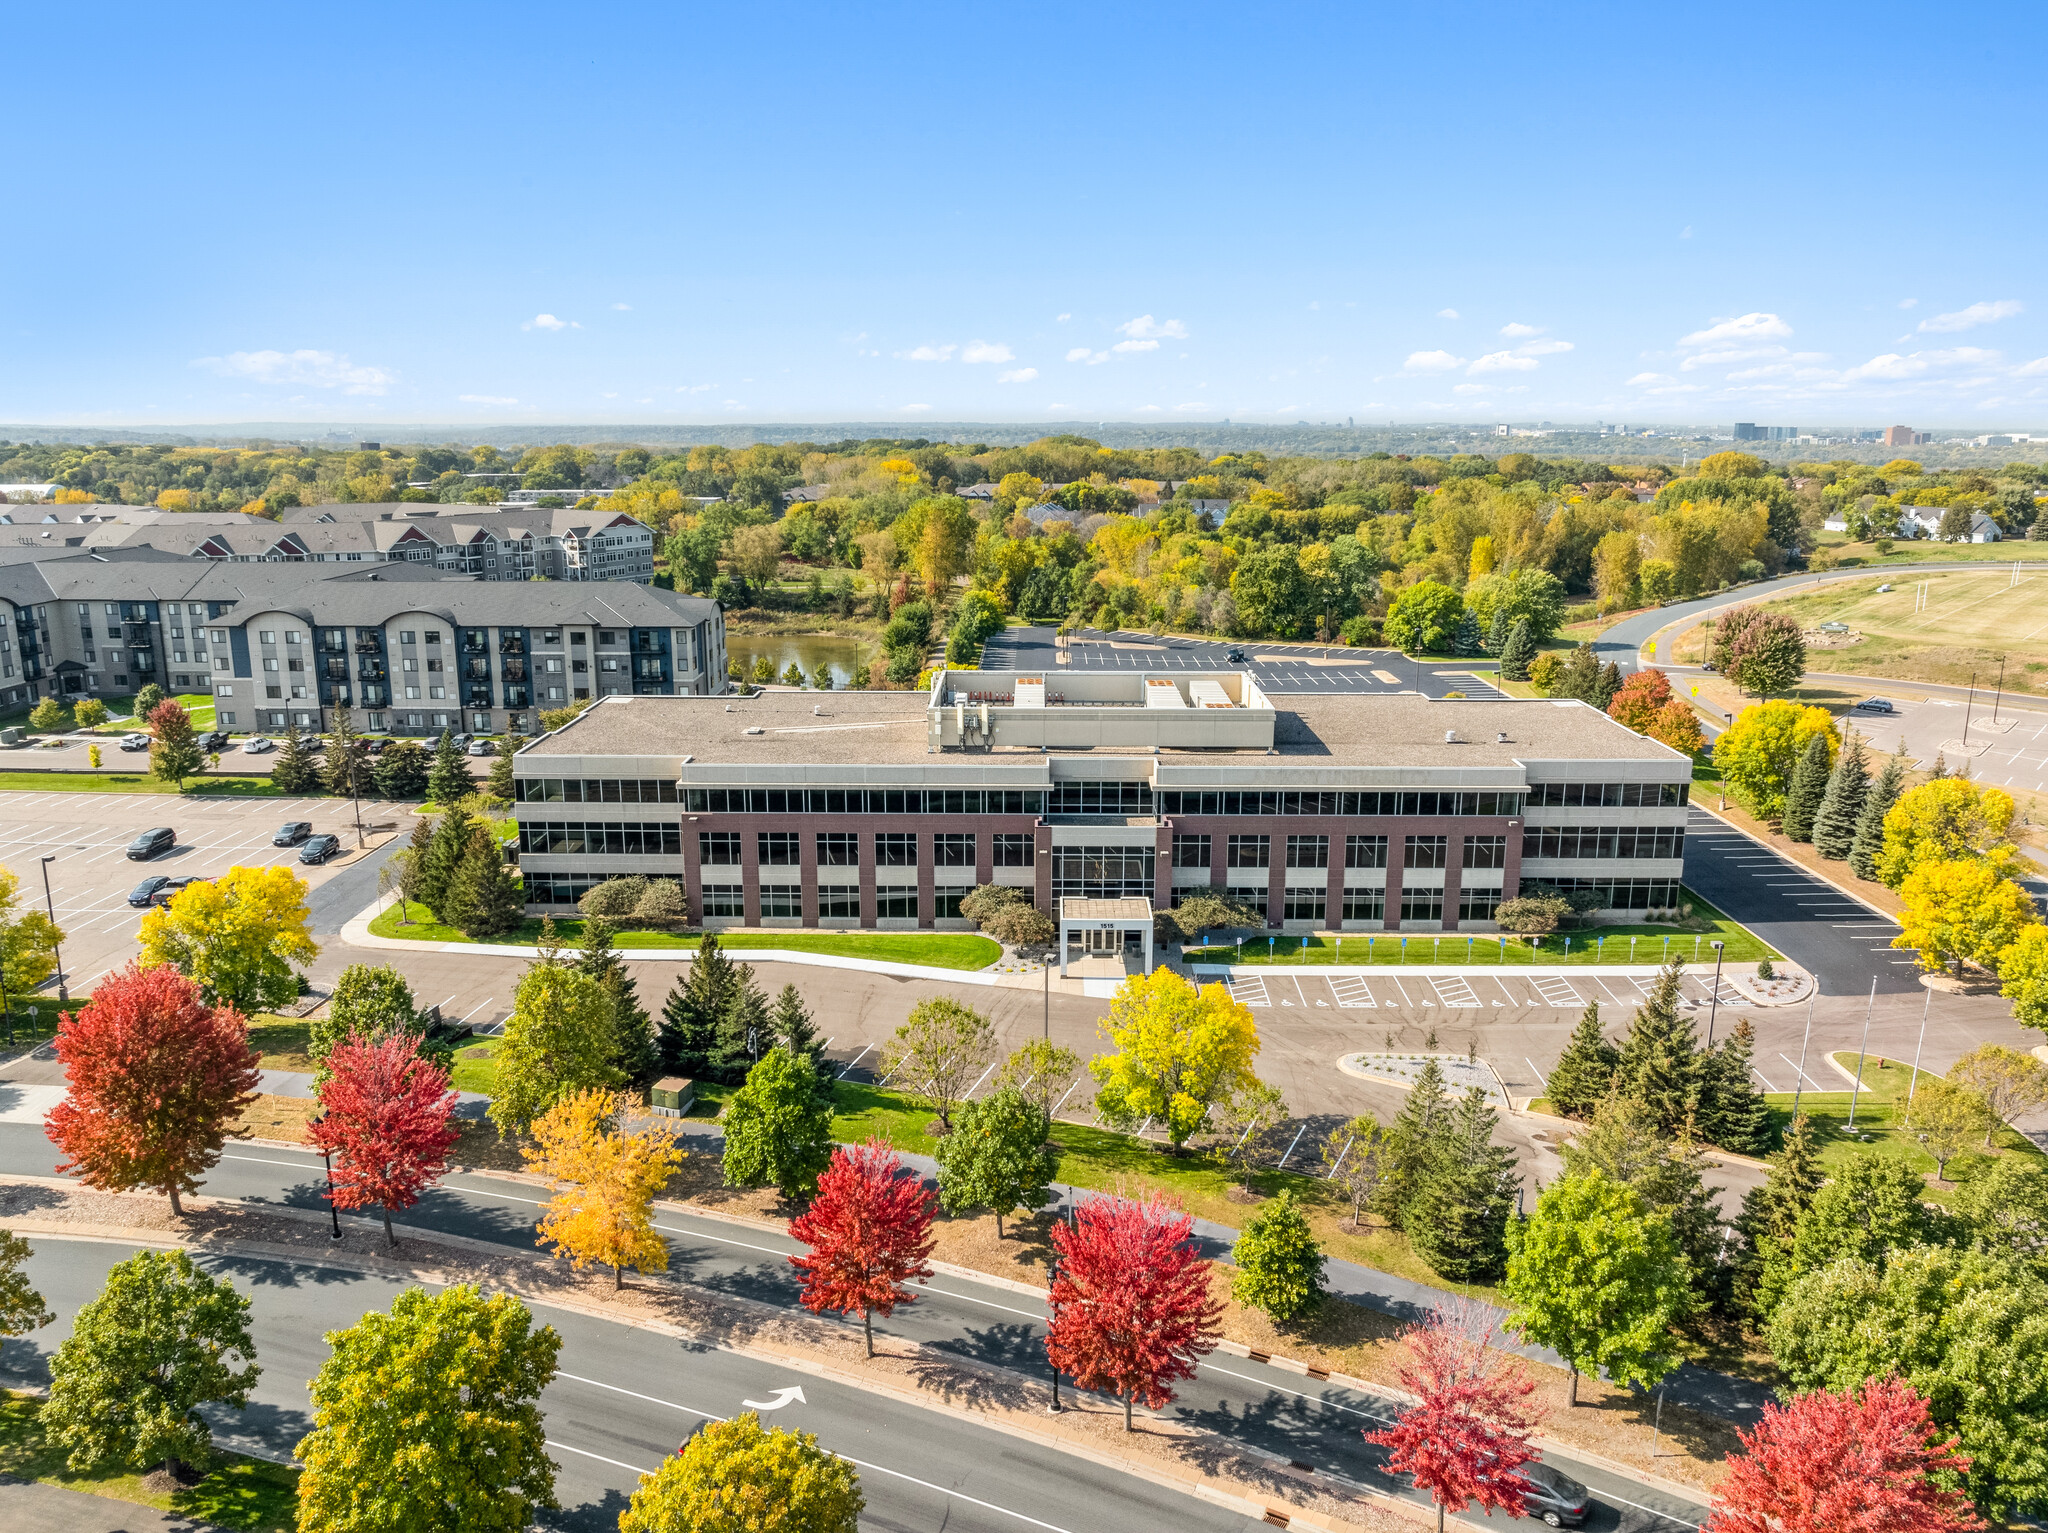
511 672 1691 943
1884 425 1932 447
0 552 725 734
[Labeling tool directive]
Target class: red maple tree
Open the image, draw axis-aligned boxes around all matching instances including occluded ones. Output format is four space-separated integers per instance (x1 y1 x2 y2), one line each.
309 1032 461 1246
1708 1376 1982 1533
1045 1192 1222 1430
1607 667 1674 733
787 1137 936 1356
1365 1301 1543 1533
45 963 261 1215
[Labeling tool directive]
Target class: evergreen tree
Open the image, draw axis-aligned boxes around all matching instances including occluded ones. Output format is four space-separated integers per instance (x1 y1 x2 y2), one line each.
488 731 521 804
1611 958 1704 1138
372 738 431 800
1811 730 1870 861
1780 732 1831 841
714 966 773 1083
445 824 522 939
1371 1057 1454 1230
428 729 473 806
1849 750 1909 882
1546 1003 1618 1119
1497 618 1535 682
1407 1086 1519 1282
771 983 832 1087
1698 1018 1770 1154
1451 610 1483 657
578 917 658 1083
660 933 737 1078
1560 1090 1724 1308
1593 660 1623 712
1557 643 1601 702
417 805 476 918
1732 1112 1824 1320
270 723 320 794
323 703 368 798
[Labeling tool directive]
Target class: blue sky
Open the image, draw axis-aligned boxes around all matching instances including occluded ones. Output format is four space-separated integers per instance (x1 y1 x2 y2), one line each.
8 1 2045 430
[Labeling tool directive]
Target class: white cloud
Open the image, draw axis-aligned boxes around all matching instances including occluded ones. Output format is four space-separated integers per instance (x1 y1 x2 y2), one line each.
1116 315 1189 340
961 340 1014 364
611 302 632 311
1919 299 2023 333
2015 356 2048 376
1174 402 1207 411
1112 338 1159 354
523 313 577 331
1898 298 1919 310
1403 349 1466 373
1436 308 1460 319
997 367 1038 384
674 383 712 393
1066 347 1108 365
1134 404 1162 413
1681 345 1787 371
1453 384 1491 395
1499 322 1543 337
1515 338 1574 357
900 403 932 413
1626 372 1670 386
896 344 955 362
1841 346 2001 381
1468 350 1539 374
1679 313 1791 346
458 394 518 406
1056 312 1072 322
193 349 392 396
1047 402 1070 411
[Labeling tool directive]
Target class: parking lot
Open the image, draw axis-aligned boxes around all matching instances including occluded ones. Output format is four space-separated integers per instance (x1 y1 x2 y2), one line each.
2 736 280 775
0 791 417 992
1191 964 1744 1017
977 625 1505 698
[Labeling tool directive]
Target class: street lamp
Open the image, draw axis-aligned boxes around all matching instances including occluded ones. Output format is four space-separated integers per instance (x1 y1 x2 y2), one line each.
1705 940 1726 1045
1045 1252 1064 1413
38 856 66 1003
314 1112 343 1240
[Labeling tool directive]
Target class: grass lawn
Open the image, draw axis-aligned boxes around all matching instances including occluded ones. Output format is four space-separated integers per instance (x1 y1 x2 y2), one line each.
83 693 219 732
0 770 283 796
366 903 1001 970
245 1016 315 1072
451 1035 504 1096
0 1390 298 1532
1184 890 1775 967
1763 1050 2048 1194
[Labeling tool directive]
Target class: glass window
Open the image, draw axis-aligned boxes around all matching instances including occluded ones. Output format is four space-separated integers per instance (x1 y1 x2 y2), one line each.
1459 890 1502 923
758 832 800 866
936 889 966 919
699 832 741 866
1049 847 1154 901
876 888 918 919
1172 834 1210 869
934 833 975 867
399 631 415 644
1462 835 1508 869
1401 894 1445 925
817 832 859 867
759 886 800 919
1404 835 1448 870
1285 835 1328 869
702 884 743 918
1283 888 1326 922
1346 835 1388 869
876 833 917 867
1342 891 1385 923
818 887 860 920
258 630 275 644
1226 834 1269 868
993 833 1035 867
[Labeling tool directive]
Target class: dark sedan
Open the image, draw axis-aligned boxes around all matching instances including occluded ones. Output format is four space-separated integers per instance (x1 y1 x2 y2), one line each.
299 834 343 865
147 875 205 907
273 822 313 847
1517 1463 1592 1527
127 875 172 907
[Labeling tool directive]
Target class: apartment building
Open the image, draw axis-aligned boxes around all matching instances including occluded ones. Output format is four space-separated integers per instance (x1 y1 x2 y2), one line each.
510 672 1690 937
0 552 725 734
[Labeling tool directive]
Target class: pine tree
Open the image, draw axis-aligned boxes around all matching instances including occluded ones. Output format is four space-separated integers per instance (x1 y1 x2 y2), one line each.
323 703 367 798
1593 660 1623 712
373 739 431 800
270 723 320 794
578 918 658 1083
1546 1003 1618 1119
660 933 737 1078
1497 618 1535 682
1780 732 1831 841
1372 1057 1454 1230
1850 750 1908 882
1611 959 1704 1138
445 824 523 939
771 983 832 1087
1699 1018 1770 1154
1557 643 1600 702
1732 1112 1824 1320
1560 1090 1725 1308
1451 610 1483 657
417 804 474 918
1407 1087 1519 1282
488 731 521 804
428 729 473 807
715 967 773 1083
1811 730 1870 861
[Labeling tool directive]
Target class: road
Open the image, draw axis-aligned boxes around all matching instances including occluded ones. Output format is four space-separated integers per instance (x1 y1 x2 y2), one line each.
0 1131 1712 1533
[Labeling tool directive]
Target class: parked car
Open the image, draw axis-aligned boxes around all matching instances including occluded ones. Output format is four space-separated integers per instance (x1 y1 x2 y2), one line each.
273 821 313 847
1516 1463 1591 1527
362 737 391 755
127 874 173 907
299 833 343 865
1224 647 1247 664
148 875 206 907
242 735 275 754
467 738 496 757
198 730 231 751
447 733 473 750
118 732 151 751
305 737 326 753
1855 696 1898 714
125 827 177 860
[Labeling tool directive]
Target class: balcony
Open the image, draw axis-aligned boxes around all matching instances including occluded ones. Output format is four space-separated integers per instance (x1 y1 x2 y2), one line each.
502 686 529 707
501 659 528 683
465 659 490 680
122 623 152 643
353 639 382 654
323 660 349 681
326 685 352 705
358 662 387 682
633 660 668 681
360 685 388 707
499 636 526 656
463 685 493 707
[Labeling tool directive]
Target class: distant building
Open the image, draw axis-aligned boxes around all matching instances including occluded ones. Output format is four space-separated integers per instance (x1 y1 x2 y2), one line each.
1733 424 1800 442
1884 425 1932 447
781 484 833 504
1900 506 2001 543
957 482 999 501
0 484 62 502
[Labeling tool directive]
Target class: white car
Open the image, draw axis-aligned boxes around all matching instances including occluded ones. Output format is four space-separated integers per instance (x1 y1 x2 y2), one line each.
118 732 151 751
467 739 496 757
242 735 276 754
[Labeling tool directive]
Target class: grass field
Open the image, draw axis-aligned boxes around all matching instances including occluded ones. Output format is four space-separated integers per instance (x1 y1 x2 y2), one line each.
366 903 1002 970
1671 568 2048 693
0 770 282 796
1813 537 2048 569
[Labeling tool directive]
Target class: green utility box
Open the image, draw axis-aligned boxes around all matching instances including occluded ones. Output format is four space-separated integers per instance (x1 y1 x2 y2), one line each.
649 1076 696 1117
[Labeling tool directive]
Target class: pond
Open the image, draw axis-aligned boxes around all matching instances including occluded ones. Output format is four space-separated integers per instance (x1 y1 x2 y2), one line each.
726 633 870 690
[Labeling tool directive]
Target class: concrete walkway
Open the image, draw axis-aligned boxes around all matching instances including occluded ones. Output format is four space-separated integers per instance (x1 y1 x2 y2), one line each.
0 1480 213 1532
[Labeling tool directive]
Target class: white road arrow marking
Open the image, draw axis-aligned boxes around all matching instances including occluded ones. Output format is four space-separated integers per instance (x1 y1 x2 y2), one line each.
741 1385 808 1411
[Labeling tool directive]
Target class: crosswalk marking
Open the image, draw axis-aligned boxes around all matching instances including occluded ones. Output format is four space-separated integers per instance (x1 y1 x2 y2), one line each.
1430 974 1482 1008
1329 975 1376 1008
1227 975 1270 1008
1533 975 1582 1008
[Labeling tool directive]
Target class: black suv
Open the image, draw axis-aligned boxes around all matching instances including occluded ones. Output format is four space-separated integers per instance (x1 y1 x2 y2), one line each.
125 827 176 860
273 821 313 847
199 730 232 751
299 833 343 865
1224 646 1247 663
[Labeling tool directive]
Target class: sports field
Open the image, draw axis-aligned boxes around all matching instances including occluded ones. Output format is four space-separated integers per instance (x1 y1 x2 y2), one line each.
1673 568 2048 692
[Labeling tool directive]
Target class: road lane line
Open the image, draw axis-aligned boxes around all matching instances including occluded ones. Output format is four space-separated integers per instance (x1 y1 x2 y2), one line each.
547 1438 658 1475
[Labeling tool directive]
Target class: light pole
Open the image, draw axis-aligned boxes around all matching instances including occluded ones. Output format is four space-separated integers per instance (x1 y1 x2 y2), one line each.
1704 940 1726 1045
1846 976 1876 1132
314 1113 342 1240
1791 977 1817 1115
1045 1253 1064 1413
38 856 66 1003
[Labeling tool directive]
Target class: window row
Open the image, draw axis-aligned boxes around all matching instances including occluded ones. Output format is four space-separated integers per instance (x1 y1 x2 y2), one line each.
1523 828 1685 860
1532 877 1683 909
700 885 966 921
1526 781 1690 808
519 823 682 856
698 831 1033 868
683 787 1046 815
1172 832 1507 871
1157 789 1524 817
516 778 684 803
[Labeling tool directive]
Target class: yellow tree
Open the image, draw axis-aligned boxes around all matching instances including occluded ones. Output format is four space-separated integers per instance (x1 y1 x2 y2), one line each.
1875 778 2017 890
1088 970 1259 1150
1947 1042 2048 1149
1711 701 1837 820
138 864 317 1013
0 862 66 998
1467 535 1497 581
524 1089 683 1289
1892 858 2037 977
1998 923 2048 1032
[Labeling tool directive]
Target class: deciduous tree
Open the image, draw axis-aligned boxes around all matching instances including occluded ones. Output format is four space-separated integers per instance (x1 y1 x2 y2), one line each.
310 962 422 1065
1713 701 1838 821
0 860 65 996
1648 697 1706 754
525 1088 684 1287
41 1249 259 1478
1607 667 1675 734
1707 1375 1983 1533
311 1032 460 1245
1384 580 1467 654
619 1414 863 1533
723 1046 834 1200
788 1137 936 1355
1089 969 1259 1151
881 997 996 1131
137 863 318 1012
1560 1089 1726 1303
1907 1076 1990 1180
46 964 261 1215
934 1085 1058 1238
1877 779 2018 890
489 961 624 1137
1232 1190 1326 1324
1720 606 1807 698
2000 923 2048 1032
1206 1073 1288 1189
992 1038 1083 1117
146 697 205 788
1892 858 2036 976
1786 1153 1943 1283
0 1228 52 1339
1947 1042 2048 1147
296 1285 560 1533
1046 1193 1223 1430
1320 1113 1388 1229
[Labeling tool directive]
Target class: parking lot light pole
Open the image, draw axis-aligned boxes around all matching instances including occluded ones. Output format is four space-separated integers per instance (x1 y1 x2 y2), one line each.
314 1112 343 1240
1705 940 1726 1045
38 856 67 1003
